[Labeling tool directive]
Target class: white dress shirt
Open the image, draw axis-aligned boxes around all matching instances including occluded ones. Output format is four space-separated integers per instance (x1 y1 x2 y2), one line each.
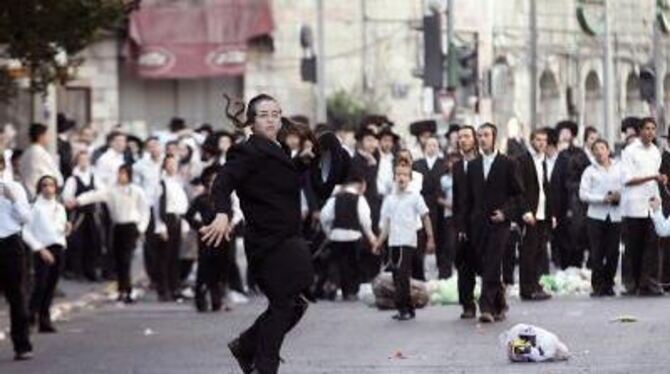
380 189 429 248
440 174 454 218
22 196 68 251
320 186 374 242
62 167 94 201
77 183 150 233
579 161 623 222
652 209 670 237
18 144 63 199
482 151 498 180
94 149 126 189
527 147 547 220
0 178 31 238
546 152 558 182
133 155 163 205
2 149 13 181
160 175 189 215
620 138 661 218
376 151 394 196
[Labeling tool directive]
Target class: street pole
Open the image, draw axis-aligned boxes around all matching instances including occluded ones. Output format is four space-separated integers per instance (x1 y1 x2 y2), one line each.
603 0 614 143
316 0 327 124
529 0 538 128
361 0 368 93
654 14 665 133
446 0 455 88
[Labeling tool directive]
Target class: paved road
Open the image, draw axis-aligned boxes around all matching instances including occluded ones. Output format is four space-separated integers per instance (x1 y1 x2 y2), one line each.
2 293 670 373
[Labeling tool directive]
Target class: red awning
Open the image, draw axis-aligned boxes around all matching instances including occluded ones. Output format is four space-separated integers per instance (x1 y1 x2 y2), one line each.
128 0 273 79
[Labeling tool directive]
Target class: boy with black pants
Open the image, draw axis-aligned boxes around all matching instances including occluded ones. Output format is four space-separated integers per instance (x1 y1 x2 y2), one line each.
320 173 376 300
375 159 434 320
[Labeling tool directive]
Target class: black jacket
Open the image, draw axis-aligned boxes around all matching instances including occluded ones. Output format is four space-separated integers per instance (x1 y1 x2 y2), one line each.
465 153 524 236
452 159 469 234
413 158 447 211
661 150 670 215
516 151 552 221
212 134 345 263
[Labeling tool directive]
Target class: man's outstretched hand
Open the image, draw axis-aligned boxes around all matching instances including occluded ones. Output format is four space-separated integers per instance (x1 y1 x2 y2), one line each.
199 213 231 247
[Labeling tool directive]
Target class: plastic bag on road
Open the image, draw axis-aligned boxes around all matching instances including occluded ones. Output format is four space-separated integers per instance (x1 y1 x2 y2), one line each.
500 324 570 362
427 275 481 305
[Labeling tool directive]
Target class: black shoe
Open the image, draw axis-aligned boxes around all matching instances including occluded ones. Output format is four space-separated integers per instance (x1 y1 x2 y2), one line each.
494 312 506 322
39 322 57 333
590 291 604 298
460 308 476 319
479 312 494 323
228 338 255 374
521 291 552 301
603 288 616 297
392 311 415 321
14 351 33 361
639 288 664 297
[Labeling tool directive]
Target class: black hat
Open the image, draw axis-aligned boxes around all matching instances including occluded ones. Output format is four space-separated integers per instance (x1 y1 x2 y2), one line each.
555 120 578 137
360 115 394 129
355 127 378 141
409 120 437 137
445 124 461 138
196 123 213 133
57 113 76 134
621 116 641 135
169 117 186 132
378 126 400 142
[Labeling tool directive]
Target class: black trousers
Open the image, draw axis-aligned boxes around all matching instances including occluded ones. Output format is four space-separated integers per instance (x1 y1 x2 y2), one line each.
195 240 231 309
389 246 414 314
113 223 139 295
436 217 455 279
66 211 100 280
156 214 182 298
502 226 521 285
236 237 314 374
30 245 64 324
414 230 427 281
587 218 621 293
143 211 159 285
622 217 661 293
330 240 361 298
475 223 509 315
455 236 478 311
519 220 549 297
552 218 572 269
0 234 32 353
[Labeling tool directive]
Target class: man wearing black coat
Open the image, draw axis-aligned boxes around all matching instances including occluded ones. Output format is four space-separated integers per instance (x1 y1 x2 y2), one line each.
452 126 479 319
516 128 553 301
413 136 450 279
465 123 524 323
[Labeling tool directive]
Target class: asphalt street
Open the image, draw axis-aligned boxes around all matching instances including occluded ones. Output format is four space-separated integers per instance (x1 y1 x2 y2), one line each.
2 291 670 374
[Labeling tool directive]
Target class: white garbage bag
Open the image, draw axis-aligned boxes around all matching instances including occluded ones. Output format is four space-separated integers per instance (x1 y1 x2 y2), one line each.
499 324 570 362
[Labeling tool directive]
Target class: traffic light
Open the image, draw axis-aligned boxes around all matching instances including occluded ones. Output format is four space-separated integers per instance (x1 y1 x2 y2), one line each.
446 44 477 90
423 13 443 88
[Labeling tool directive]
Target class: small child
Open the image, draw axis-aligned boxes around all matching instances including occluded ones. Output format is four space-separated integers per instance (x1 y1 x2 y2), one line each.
185 166 241 312
375 158 435 321
23 175 69 333
320 172 376 301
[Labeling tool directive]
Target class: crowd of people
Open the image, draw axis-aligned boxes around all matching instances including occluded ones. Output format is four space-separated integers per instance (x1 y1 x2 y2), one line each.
2 105 670 365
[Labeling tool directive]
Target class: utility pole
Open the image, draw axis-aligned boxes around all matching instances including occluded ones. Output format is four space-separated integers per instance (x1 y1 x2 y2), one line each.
446 0 455 88
316 0 327 123
529 0 538 128
603 0 614 143
361 0 368 92
654 12 665 134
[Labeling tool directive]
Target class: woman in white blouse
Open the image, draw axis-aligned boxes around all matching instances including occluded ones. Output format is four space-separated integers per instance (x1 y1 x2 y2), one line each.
23 175 69 333
67 164 149 303
579 139 623 297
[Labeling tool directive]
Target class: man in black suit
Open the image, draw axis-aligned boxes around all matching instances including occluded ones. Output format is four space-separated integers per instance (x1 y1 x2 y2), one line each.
413 136 450 279
452 126 479 319
465 123 524 323
659 129 670 290
516 128 553 301
202 95 348 374
57 113 75 180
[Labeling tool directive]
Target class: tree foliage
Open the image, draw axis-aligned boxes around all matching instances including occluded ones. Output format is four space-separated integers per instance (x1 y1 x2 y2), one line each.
0 0 138 100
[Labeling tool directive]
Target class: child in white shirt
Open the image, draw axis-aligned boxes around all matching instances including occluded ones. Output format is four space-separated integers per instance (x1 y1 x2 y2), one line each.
375 159 435 321
23 175 69 333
